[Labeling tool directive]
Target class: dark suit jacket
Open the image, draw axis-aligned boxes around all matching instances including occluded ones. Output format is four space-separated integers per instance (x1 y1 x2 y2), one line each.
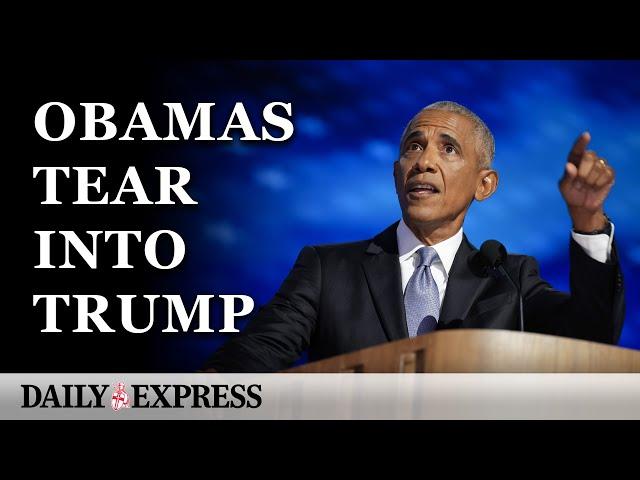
205 222 625 372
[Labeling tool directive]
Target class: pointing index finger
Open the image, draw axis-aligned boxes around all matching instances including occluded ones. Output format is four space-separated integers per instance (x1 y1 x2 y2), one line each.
568 131 591 165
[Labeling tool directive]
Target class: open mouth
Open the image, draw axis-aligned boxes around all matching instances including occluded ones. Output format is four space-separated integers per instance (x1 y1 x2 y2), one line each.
407 182 440 197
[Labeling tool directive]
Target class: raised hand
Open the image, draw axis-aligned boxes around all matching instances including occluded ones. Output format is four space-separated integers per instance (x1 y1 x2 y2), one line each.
559 132 615 231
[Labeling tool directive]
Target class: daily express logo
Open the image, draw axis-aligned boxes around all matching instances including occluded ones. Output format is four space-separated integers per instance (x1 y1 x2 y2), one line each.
21 382 262 411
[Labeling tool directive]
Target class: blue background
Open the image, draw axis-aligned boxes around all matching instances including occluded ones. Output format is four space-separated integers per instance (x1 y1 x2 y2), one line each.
151 60 639 371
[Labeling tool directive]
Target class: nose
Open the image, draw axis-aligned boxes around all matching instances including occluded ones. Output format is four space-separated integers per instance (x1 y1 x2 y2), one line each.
413 146 438 174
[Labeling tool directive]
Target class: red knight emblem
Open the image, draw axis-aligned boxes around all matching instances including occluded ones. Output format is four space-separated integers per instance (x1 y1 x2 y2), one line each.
111 382 131 411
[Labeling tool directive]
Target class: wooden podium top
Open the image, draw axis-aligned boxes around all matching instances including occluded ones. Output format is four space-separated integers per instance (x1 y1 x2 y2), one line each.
287 329 640 373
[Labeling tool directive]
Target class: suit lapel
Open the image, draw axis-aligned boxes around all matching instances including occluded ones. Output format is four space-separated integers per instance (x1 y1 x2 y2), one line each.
439 234 491 327
361 222 409 341
362 225 491 338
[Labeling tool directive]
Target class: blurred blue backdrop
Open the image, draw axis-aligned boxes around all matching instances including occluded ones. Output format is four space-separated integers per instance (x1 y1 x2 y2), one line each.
150 60 639 371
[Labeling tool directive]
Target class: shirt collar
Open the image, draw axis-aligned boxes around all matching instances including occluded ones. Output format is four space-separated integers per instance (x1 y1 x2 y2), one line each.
396 218 464 277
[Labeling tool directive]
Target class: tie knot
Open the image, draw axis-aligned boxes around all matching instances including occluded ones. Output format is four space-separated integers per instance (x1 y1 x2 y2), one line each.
416 246 439 267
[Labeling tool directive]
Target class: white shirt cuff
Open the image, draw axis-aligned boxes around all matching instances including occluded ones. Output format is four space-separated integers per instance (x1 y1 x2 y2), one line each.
571 222 615 264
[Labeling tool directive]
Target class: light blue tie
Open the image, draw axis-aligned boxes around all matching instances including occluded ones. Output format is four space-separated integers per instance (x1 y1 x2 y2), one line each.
404 246 441 337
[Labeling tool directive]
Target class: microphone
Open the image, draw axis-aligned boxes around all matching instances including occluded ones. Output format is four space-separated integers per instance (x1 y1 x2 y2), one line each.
467 240 525 332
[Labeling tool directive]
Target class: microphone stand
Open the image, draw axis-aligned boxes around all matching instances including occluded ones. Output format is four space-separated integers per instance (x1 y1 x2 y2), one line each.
496 265 524 332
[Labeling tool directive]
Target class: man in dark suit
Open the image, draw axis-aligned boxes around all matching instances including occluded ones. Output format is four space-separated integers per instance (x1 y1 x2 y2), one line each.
205 101 625 372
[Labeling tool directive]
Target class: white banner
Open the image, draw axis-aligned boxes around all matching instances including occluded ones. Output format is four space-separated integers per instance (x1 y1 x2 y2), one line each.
2 373 639 420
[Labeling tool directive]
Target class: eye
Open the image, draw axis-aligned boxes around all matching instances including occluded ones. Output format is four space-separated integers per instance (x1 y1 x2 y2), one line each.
407 142 423 152
444 144 458 155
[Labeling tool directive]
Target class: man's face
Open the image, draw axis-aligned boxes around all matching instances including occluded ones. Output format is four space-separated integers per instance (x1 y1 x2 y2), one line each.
394 109 490 229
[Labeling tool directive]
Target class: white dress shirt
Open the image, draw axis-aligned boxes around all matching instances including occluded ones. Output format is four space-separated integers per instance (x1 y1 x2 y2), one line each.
396 219 614 309
397 220 464 305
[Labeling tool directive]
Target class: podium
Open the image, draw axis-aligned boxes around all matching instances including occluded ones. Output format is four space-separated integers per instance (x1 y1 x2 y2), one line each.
287 329 640 373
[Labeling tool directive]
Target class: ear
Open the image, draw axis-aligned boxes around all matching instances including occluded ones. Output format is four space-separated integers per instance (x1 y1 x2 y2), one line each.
393 160 400 193
474 169 498 201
